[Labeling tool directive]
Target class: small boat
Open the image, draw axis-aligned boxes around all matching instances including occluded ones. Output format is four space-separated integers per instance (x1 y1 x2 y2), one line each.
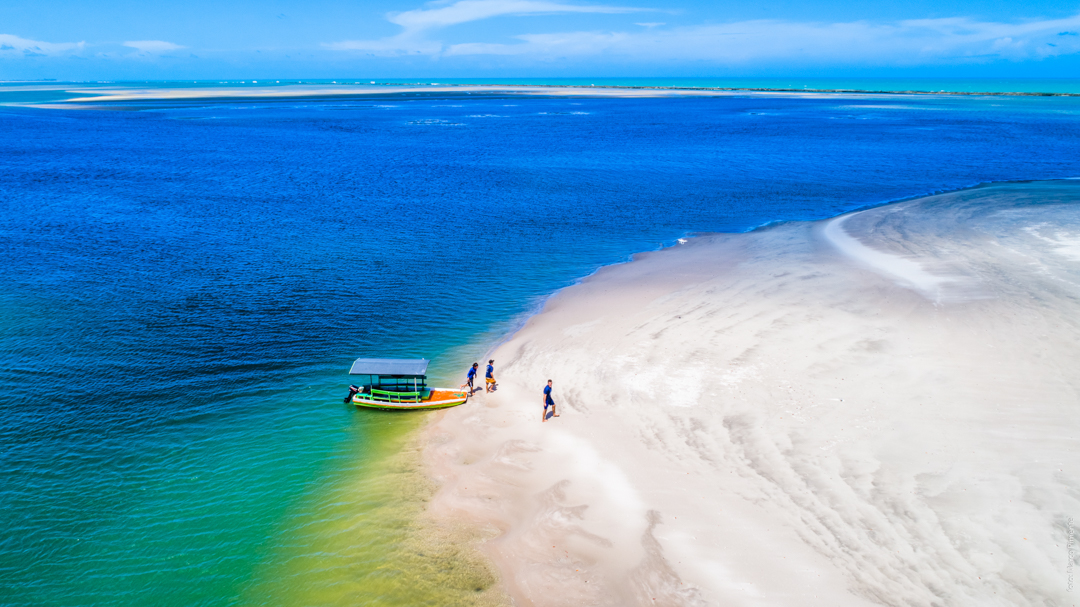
344 358 469 410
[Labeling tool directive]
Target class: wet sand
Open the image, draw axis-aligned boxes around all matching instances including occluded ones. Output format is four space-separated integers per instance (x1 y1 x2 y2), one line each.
423 181 1080 606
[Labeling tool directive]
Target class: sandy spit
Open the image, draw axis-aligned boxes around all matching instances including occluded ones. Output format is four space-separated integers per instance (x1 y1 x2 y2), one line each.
422 181 1080 606
55 84 983 104
56 84 750 103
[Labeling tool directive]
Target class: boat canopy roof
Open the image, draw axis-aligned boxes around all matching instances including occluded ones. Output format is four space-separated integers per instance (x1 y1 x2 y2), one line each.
349 358 429 377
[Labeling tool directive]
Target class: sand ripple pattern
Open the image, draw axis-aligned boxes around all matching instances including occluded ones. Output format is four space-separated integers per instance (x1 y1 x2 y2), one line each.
427 181 1080 606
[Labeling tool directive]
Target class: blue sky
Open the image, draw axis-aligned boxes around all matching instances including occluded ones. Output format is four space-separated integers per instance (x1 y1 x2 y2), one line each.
2 0 1079 79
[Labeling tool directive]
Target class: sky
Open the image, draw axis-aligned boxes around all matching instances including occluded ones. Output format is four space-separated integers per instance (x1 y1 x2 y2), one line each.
2 0 1079 80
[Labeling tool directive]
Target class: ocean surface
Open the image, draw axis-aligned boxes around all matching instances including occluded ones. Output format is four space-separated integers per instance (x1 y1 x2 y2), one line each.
2 87 1080 606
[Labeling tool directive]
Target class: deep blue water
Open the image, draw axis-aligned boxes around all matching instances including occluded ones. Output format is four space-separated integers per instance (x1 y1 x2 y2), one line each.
2 91 1080 605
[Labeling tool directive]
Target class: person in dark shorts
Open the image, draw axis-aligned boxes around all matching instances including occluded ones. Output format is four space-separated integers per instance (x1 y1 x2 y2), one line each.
485 360 496 393
542 379 558 422
461 362 479 393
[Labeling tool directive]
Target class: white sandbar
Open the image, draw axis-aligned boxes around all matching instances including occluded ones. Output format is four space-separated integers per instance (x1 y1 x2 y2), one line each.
823 212 955 302
56 84 919 104
424 181 1080 606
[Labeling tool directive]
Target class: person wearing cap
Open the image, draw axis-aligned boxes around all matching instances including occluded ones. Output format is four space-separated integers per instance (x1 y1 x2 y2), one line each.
485 360 496 392
542 379 558 422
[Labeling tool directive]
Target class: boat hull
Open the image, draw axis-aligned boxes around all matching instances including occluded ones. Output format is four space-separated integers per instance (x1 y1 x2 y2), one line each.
352 388 468 410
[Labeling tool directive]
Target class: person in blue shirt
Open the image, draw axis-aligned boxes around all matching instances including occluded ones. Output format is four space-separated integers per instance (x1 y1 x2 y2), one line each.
485 359 496 393
542 379 558 422
461 362 479 393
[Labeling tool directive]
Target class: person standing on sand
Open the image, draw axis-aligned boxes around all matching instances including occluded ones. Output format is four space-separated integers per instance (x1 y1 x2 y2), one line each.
462 363 479 393
542 379 558 422
485 359 496 393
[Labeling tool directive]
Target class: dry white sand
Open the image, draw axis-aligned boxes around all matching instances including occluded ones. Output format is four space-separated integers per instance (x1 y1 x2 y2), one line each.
57 84 729 103
423 181 1080 606
56 84 904 104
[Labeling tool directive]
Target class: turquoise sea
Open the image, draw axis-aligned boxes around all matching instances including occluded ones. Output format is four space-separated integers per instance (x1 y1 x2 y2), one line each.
2 83 1080 605
383 77 1080 93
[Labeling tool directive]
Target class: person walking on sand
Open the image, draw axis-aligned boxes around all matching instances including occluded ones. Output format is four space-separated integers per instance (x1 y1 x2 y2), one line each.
542 379 558 422
462 362 479 394
485 359 496 393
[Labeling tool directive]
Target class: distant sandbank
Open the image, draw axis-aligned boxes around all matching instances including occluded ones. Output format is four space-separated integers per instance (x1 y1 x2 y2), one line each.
32 83 1080 106
423 181 1080 606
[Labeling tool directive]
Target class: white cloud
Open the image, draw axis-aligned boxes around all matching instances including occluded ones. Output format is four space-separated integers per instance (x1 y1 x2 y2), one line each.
123 40 185 54
0 35 189 61
389 0 643 31
440 13 1080 63
324 36 443 55
0 34 85 56
326 0 646 55
324 1 1080 64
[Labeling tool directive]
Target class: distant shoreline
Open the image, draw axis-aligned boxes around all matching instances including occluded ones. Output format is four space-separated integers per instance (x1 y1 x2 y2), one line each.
371 82 1080 97
6 81 1080 106
5 80 1080 98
